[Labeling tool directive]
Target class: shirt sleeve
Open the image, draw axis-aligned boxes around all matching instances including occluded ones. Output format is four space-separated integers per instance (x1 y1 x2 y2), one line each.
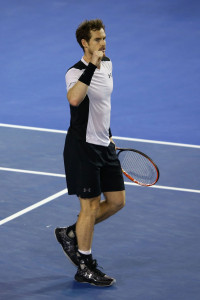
65 68 83 91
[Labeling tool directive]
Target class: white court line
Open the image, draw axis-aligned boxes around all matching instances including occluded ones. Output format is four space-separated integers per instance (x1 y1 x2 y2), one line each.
1 167 200 194
0 167 65 178
113 136 200 149
0 123 67 134
124 182 200 194
1 122 200 149
0 189 68 226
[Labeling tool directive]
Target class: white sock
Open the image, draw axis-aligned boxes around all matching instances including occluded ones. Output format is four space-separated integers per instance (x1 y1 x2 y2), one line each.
78 249 92 255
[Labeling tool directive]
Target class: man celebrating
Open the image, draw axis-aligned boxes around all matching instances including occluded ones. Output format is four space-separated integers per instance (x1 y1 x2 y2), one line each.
55 19 125 287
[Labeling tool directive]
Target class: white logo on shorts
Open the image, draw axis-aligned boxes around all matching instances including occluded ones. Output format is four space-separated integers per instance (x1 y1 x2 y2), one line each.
83 188 91 193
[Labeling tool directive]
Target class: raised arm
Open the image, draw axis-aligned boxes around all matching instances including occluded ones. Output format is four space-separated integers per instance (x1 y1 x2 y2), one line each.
67 51 104 106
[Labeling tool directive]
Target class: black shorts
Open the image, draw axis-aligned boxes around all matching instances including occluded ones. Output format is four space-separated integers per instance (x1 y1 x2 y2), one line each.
63 133 125 199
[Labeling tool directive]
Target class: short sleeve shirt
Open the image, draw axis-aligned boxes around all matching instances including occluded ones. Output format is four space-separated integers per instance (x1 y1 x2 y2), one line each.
65 57 113 147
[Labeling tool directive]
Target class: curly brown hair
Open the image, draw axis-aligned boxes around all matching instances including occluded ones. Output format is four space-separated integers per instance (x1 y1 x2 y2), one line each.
76 19 105 50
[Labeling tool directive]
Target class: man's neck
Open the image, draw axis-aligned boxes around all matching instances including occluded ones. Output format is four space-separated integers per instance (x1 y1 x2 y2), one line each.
83 54 91 64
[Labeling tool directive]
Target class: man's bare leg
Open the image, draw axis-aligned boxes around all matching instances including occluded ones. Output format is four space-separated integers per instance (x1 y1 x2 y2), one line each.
74 195 115 286
76 191 125 249
95 190 125 224
55 191 125 267
76 196 101 251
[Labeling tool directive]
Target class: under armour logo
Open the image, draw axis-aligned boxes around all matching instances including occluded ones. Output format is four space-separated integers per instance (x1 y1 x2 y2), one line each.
108 73 112 78
83 188 91 193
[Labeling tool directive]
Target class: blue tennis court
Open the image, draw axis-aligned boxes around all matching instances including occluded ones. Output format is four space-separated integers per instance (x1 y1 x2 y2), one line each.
0 125 200 299
1 0 200 299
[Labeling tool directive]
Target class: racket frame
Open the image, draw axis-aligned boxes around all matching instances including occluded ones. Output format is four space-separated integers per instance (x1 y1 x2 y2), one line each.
116 147 160 186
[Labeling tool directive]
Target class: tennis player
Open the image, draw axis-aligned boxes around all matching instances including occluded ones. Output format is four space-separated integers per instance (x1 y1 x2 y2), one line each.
55 19 125 287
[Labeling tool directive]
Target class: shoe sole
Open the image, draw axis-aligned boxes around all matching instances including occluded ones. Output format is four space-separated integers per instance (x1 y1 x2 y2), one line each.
74 276 116 287
54 228 79 267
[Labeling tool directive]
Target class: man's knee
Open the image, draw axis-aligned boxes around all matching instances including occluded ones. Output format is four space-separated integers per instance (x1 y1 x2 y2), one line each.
104 190 126 211
79 196 101 216
115 192 126 210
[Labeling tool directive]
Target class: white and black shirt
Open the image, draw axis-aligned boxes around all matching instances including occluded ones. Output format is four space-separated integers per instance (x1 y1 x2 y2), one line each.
65 56 113 147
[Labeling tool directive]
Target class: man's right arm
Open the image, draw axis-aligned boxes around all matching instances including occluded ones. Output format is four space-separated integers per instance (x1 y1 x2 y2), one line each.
67 51 104 107
67 81 88 107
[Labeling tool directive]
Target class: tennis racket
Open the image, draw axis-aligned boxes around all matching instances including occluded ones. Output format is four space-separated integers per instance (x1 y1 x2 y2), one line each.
116 147 160 186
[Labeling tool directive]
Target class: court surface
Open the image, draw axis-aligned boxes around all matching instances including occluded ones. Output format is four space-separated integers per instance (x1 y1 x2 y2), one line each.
0 125 200 300
1 0 200 299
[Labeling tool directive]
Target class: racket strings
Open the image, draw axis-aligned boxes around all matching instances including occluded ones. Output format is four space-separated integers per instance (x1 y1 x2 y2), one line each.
120 151 158 185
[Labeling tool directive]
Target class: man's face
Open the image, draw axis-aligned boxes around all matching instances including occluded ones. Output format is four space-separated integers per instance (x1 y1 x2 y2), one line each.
84 28 106 56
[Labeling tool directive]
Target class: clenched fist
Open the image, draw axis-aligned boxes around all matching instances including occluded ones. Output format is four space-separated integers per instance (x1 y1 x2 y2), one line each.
91 50 105 67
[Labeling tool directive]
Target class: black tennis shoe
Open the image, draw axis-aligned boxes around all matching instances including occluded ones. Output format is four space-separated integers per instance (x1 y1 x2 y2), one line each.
90 259 114 280
55 227 80 266
75 257 116 287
